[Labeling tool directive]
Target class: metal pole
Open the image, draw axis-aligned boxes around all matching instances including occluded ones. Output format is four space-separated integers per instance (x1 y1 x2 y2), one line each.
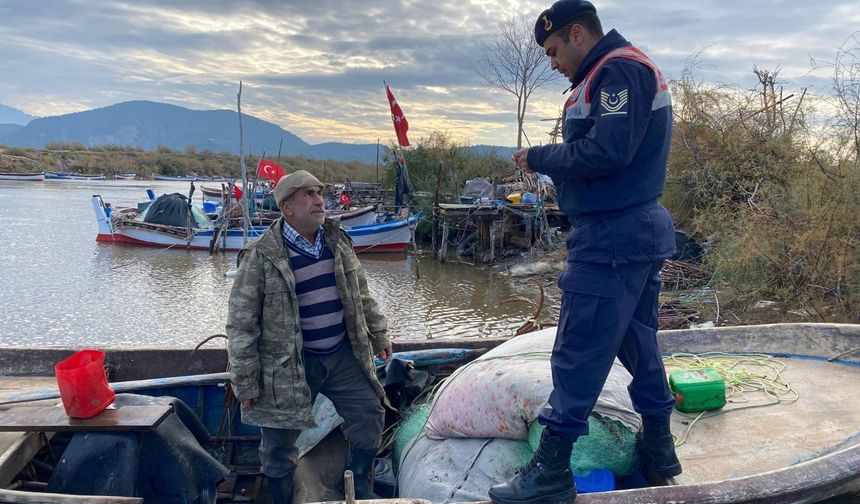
376 138 380 185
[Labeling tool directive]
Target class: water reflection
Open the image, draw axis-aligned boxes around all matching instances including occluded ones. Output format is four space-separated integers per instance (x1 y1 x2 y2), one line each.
0 181 540 347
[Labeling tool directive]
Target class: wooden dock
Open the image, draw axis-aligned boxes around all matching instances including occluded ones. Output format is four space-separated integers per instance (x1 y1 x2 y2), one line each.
435 203 569 263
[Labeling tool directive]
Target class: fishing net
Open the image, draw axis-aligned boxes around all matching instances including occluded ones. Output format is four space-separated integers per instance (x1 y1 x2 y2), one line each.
528 417 638 476
392 402 432 468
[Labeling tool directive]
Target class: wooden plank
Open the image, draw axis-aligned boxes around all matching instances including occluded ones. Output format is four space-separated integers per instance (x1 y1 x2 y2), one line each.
0 432 53 487
0 488 142 503
0 405 172 432
0 373 229 406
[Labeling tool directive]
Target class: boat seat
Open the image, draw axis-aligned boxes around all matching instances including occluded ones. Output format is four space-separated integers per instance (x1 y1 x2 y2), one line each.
0 404 172 433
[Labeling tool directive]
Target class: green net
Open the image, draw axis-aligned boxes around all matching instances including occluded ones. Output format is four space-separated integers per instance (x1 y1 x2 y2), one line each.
528 415 638 476
392 403 432 467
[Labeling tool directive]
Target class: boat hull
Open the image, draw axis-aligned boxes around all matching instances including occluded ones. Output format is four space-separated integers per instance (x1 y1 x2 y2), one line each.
92 196 414 253
0 324 859 503
0 172 44 181
329 205 379 228
44 171 106 180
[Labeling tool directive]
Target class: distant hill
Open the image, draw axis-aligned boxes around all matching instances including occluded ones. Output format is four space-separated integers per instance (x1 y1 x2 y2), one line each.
0 100 515 164
471 144 516 160
0 104 34 125
3 100 310 157
0 124 24 140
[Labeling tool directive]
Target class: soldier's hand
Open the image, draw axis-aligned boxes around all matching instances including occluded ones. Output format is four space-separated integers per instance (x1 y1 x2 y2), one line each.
377 346 393 362
512 148 535 174
241 399 255 410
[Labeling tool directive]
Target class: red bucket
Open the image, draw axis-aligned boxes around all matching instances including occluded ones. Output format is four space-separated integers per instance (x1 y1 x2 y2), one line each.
54 349 115 419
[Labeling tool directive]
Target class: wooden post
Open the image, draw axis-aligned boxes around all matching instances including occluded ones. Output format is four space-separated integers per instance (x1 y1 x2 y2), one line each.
479 219 490 263
489 221 497 263
440 222 449 263
432 160 443 259
344 470 356 504
236 81 250 245
525 215 533 257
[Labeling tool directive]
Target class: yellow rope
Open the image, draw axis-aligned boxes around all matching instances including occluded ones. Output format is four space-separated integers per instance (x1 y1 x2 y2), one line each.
663 352 800 446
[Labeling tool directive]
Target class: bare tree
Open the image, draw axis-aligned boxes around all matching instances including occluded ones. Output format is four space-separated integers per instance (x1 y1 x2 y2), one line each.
477 16 560 149
812 32 860 169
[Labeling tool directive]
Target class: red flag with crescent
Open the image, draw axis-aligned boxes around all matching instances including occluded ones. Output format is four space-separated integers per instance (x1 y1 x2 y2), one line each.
257 159 286 182
385 84 410 147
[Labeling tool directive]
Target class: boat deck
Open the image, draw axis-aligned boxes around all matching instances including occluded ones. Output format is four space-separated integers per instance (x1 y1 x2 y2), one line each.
1 357 859 497
671 357 860 485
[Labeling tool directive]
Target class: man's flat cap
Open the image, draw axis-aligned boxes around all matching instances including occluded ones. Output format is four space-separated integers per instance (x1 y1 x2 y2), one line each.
534 0 597 46
274 170 325 206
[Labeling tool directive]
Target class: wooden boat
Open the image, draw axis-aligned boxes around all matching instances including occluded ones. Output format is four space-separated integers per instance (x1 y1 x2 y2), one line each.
92 195 415 253
0 323 858 503
347 216 418 252
0 172 44 181
151 173 197 181
44 171 106 180
327 205 379 229
114 173 136 180
201 184 270 205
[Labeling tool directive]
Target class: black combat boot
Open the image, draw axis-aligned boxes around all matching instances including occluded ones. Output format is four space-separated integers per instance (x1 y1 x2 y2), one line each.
488 428 577 504
639 415 682 479
266 471 294 504
344 447 380 500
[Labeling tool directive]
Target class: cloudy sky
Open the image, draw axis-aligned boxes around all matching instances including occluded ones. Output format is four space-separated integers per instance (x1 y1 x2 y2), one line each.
0 0 858 147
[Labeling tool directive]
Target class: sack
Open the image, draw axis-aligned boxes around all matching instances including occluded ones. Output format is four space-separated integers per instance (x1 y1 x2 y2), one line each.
425 327 640 440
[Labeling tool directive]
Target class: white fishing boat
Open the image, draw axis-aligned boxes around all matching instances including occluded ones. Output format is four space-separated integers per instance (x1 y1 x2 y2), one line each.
92 195 415 253
114 173 136 180
0 172 44 181
327 205 379 228
347 216 418 252
44 171 106 180
151 173 197 181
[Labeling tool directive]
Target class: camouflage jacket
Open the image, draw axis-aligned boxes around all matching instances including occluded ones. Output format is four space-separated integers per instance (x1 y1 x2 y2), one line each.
226 217 390 429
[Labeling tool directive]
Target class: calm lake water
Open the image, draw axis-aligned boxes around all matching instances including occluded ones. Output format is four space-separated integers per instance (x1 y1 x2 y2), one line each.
0 179 541 348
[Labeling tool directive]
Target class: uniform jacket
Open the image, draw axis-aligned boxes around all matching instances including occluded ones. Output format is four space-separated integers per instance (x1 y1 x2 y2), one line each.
528 29 676 265
226 218 390 429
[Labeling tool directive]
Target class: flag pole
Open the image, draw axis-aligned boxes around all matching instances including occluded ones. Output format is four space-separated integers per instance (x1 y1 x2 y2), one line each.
384 80 410 214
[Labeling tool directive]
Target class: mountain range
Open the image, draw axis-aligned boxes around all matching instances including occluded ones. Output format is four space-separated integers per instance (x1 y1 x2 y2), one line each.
0 100 515 164
0 103 33 125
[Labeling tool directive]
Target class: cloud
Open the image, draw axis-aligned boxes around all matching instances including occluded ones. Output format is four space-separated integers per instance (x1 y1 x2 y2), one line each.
0 0 857 146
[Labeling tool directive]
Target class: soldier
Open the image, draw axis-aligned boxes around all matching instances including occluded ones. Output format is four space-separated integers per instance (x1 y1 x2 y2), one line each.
490 1 682 503
226 170 392 503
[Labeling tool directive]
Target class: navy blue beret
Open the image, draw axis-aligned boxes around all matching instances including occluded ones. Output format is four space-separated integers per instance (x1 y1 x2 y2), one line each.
534 0 597 46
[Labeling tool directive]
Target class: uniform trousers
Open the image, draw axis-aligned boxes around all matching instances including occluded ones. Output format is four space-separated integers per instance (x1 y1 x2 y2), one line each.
538 259 675 441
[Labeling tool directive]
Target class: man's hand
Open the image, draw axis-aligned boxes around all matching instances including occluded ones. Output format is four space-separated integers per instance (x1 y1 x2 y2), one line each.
512 148 535 174
241 399 255 411
376 346 393 362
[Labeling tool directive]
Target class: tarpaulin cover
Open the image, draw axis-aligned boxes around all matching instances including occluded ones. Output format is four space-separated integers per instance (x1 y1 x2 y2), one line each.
138 192 213 229
46 394 229 503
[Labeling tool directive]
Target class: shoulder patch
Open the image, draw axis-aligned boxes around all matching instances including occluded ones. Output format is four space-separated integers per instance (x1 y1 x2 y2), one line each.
599 86 629 117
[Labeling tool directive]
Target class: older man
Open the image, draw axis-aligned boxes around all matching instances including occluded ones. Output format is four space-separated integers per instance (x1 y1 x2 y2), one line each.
226 170 392 503
489 1 681 503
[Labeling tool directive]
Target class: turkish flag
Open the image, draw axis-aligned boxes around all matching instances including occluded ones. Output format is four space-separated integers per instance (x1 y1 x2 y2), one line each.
232 184 243 200
339 192 353 205
257 159 286 182
385 84 410 147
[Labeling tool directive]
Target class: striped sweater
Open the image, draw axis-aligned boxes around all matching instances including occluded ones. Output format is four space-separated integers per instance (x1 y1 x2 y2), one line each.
285 240 346 354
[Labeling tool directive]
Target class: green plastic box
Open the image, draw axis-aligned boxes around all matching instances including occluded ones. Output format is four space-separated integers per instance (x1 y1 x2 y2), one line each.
669 368 726 413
